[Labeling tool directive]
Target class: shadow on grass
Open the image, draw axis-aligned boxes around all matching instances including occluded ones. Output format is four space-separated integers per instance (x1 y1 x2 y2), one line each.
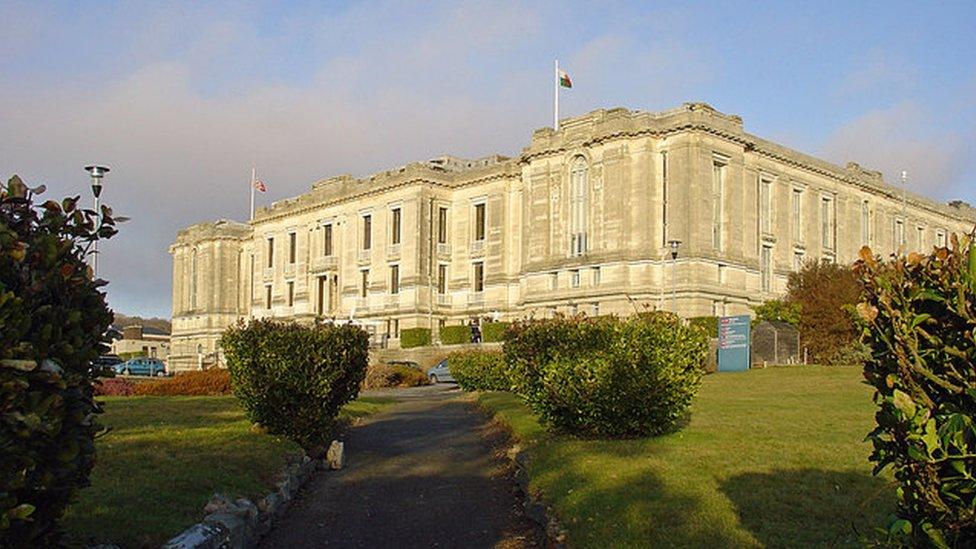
720 468 895 547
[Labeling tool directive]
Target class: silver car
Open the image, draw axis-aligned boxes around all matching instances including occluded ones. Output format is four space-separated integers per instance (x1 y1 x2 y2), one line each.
427 359 455 384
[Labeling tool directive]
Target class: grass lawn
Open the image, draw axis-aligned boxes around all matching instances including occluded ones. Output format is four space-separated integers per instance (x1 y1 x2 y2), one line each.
477 365 894 548
63 395 392 548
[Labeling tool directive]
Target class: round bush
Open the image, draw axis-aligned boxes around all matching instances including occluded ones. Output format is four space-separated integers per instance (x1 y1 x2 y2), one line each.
221 319 369 456
505 313 708 437
449 350 509 391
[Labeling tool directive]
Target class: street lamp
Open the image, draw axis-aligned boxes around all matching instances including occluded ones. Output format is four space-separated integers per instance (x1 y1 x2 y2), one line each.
84 165 110 277
667 239 682 314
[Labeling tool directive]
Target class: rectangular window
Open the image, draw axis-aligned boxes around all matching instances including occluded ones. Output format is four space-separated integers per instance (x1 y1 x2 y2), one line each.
249 254 255 304
438 207 448 244
288 232 296 264
571 269 580 288
265 284 272 309
592 266 601 286
390 264 399 294
718 263 727 284
437 264 447 294
821 196 834 250
360 269 369 297
791 189 803 243
317 276 326 315
712 160 725 250
391 207 401 245
760 175 773 234
860 201 870 245
894 219 905 250
287 281 294 307
362 214 372 250
549 272 558 291
916 226 925 250
267 237 274 268
474 202 486 242
592 302 600 317
937 231 947 248
794 251 805 271
473 261 485 292
661 151 668 247
323 224 333 256
761 245 772 292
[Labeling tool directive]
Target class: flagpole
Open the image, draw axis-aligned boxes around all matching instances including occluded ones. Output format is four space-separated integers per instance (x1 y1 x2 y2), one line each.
249 167 256 221
553 59 559 131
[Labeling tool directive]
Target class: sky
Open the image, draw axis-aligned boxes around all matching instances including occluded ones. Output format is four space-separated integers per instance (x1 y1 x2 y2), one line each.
1 0 974 317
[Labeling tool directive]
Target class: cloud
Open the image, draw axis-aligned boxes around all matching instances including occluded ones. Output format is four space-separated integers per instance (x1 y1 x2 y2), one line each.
835 49 917 98
820 102 968 194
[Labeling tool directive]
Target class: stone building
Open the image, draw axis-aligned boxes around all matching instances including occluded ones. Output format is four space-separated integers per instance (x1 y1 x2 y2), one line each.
168 102 976 371
109 325 171 361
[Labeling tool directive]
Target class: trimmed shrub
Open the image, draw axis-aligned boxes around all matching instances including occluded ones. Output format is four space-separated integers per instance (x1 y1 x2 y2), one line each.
449 350 509 391
363 362 429 389
399 327 431 349
855 240 976 546
221 319 368 456
481 322 510 343
752 298 801 326
133 369 232 396
0 176 119 546
93 377 137 396
439 325 471 345
687 316 718 336
505 313 708 437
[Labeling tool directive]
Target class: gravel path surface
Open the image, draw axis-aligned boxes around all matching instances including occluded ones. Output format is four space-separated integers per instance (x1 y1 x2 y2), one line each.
259 384 536 548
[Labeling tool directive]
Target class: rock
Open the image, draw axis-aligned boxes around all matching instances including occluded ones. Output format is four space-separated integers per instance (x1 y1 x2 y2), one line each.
257 492 280 515
203 512 246 547
162 522 229 549
203 493 234 515
326 440 345 470
233 498 258 519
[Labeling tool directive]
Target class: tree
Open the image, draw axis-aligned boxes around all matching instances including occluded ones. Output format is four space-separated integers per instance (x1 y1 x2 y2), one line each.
784 260 862 364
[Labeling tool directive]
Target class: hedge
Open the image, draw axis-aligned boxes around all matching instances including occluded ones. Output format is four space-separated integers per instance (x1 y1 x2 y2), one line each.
133 369 232 396
363 362 428 389
505 312 708 437
399 327 431 349
687 316 718 336
448 350 509 391
855 240 976 546
482 322 510 343
221 319 368 456
439 325 471 345
0 176 120 546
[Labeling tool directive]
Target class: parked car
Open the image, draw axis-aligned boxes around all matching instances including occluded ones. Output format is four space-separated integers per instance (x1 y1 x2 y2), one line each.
427 359 455 384
114 357 168 377
93 354 123 370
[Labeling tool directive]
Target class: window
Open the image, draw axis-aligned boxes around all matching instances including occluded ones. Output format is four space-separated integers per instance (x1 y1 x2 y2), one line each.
393 319 399 338
570 156 588 255
861 201 871 245
362 214 372 250
794 251 805 271
323 224 333 256
391 207 401 245
916 226 925 250
592 302 600 317
592 266 601 286
390 264 399 294
265 284 272 309
821 196 835 250
760 175 773 234
249 254 255 304
317 276 326 315
549 272 558 291
190 249 197 310
712 159 725 250
267 237 274 268
437 264 447 294
937 231 947 248
473 261 485 292
894 219 905 251
474 203 486 241
761 245 772 292
718 263 727 284
791 188 803 243
288 232 296 264
287 281 294 307
360 269 369 297
571 269 580 288
661 151 668 247
438 207 448 244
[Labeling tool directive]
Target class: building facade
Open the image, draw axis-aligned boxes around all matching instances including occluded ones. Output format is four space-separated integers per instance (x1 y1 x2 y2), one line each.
109 325 171 361
169 103 976 371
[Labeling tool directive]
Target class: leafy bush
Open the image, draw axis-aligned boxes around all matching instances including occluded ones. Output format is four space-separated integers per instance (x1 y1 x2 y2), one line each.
116 351 146 361
687 316 718 336
855 240 976 547
399 327 431 349
133 369 232 396
0 176 119 546
93 377 137 396
784 260 863 364
482 322 510 343
505 313 708 437
220 319 368 456
440 325 471 345
752 298 801 326
449 350 509 391
363 362 429 389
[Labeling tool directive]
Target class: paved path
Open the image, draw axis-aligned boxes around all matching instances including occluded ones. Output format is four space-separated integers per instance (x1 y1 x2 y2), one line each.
259 385 536 549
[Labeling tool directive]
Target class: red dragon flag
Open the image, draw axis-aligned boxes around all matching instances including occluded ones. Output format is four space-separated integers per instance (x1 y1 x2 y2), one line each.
558 68 572 88
254 180 267 193
553 60 572 131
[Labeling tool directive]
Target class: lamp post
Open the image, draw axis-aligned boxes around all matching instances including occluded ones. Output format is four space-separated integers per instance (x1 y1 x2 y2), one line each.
84 165 110 277
667 239 682 314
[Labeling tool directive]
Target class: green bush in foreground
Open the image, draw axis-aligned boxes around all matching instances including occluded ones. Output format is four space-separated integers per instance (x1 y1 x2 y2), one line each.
481 321 510 342
687 316 718 336
399 327 431 349
855 240 976 547
439 325 471 345
221 319 368 456
505 313 708 437
1 176 119 546
449 350 509 391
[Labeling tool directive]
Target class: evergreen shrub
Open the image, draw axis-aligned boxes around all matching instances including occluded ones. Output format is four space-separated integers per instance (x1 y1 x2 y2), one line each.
687 316 718 336
449 349 509 391
399 327 431 349
481 322 510 343
439 325 471 345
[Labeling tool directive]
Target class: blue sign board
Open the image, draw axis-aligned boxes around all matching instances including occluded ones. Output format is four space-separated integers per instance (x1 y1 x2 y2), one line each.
717 315 750 372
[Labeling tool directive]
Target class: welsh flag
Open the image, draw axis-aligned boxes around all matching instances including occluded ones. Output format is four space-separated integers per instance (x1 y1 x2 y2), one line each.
558 69 572 88
254 180 267 193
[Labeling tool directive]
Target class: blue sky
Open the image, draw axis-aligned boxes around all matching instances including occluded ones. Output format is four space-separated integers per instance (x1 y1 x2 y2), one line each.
1 0 974 317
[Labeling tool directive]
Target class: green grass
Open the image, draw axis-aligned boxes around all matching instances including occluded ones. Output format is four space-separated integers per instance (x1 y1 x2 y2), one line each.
477 366 894 548
63 395 393 548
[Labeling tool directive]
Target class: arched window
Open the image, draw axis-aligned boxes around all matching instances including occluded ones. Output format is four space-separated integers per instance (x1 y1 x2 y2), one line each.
570 156 588 255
